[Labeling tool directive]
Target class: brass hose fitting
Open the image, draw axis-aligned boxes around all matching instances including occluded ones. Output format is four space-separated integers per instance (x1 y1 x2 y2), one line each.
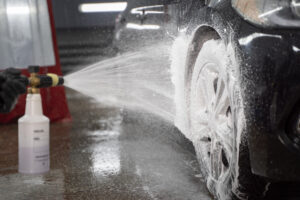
27 66 64 94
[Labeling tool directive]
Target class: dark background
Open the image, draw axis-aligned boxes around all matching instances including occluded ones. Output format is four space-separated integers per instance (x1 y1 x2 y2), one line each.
51 0 121 74
51 0 121 28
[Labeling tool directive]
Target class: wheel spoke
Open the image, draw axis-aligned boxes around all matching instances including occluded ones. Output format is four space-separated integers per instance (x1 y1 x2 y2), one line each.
210 141 222 179
214 123 233 152
198 68 217 109
198 76 211 106
214 77 224 107
205 70 218 108
215 89 229 116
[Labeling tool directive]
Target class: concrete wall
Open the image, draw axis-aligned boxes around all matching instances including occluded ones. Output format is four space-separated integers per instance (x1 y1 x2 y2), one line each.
51 0 122 29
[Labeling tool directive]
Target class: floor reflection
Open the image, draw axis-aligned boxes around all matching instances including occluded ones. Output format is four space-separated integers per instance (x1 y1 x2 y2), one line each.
90 130 121 177
0 90 211 200
0 170 64 200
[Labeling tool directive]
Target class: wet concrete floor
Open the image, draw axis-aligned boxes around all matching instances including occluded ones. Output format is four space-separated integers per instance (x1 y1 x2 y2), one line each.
0 90 211 200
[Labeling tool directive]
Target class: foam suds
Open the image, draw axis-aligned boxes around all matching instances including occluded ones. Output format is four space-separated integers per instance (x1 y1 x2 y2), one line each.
170 35 246 200
170 34 191 137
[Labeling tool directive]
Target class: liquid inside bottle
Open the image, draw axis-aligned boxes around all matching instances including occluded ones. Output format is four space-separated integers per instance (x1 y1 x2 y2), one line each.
18 94 50 174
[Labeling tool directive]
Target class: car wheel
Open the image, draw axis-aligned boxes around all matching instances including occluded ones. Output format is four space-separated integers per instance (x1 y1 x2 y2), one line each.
186 38 266 200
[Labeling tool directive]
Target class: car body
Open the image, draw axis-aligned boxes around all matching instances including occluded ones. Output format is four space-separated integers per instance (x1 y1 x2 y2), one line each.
114 0 300 199
113 0 178 51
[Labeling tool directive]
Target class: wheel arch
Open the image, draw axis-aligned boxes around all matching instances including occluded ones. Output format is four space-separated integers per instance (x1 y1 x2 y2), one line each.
184 25 221 98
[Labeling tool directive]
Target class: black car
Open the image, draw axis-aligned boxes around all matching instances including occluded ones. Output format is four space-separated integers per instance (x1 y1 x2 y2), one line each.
113 0 177 51
114 0 300 199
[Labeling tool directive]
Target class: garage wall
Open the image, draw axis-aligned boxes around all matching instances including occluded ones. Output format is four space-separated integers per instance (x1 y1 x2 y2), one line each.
51 0 123 29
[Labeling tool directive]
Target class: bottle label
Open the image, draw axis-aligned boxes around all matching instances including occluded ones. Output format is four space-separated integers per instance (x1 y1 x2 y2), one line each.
19 123 50 173
33 129 49 165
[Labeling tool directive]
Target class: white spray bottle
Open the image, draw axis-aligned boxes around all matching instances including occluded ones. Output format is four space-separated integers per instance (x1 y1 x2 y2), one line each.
18 92 50 174
17 66 64 174
18 67 50 174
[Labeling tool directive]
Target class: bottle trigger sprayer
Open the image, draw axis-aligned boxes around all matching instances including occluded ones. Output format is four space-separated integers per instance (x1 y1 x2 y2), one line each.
18 66 64 174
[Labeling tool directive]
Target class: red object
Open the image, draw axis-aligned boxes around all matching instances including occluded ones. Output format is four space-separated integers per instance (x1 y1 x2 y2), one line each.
0 0 71 123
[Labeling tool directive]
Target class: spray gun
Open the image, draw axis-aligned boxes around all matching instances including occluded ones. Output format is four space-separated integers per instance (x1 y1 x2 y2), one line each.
26 66 64 93
18 66 64 174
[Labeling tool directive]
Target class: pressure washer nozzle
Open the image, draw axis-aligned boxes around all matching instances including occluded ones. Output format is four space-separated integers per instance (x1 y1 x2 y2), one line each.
31 73 64 88
27 66 64 89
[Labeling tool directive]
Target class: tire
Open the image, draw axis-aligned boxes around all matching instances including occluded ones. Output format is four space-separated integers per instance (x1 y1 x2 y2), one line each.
185 38 267 200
